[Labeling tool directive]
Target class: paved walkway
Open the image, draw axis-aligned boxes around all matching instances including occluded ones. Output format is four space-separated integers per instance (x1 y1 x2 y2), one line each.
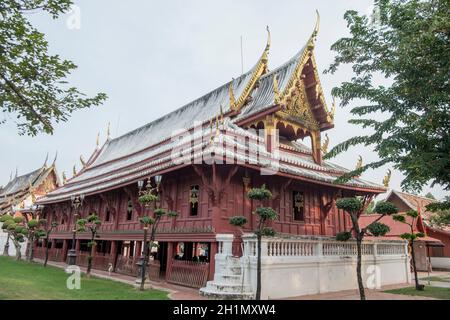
34 259 205 300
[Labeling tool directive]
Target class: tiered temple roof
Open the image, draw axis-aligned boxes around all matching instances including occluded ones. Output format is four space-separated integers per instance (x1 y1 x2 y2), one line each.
38 16 386 205
0 160 59 215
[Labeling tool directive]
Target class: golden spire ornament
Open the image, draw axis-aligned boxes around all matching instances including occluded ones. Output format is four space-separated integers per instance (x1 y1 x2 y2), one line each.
96 132 100 147
383 169 392 187
321 133 329 154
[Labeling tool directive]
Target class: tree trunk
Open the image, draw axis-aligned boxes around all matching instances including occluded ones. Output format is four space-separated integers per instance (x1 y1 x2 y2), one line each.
27 236 34 262
256 233 262 300
410 240 421 290
44 236 50 267
356 235 366 300
13 240 21 261
86 234 95 277
140 227 149 291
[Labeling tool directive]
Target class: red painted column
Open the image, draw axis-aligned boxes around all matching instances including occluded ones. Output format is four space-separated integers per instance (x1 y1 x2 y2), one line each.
166 242 174 280
75 239 80 252
62 240 68 261
208 241 218 281
135 241 142 257
110 241 118 271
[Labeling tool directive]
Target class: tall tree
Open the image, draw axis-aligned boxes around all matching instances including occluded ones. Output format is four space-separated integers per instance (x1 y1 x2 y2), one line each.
0 0 107 135
36 219 58 267
229 185 277 300
324 0 450 193
76 213 101 276
336 198 397 300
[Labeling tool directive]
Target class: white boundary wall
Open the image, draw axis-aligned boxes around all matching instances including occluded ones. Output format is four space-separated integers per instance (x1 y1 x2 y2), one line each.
0 222 27 258
211 233 411 299
431 257 450 270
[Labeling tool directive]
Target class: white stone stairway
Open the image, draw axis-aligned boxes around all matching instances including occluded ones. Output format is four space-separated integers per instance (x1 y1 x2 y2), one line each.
199 256 254 300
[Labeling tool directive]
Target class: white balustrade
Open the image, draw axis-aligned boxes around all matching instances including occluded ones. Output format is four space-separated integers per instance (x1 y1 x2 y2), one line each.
240 234 407 258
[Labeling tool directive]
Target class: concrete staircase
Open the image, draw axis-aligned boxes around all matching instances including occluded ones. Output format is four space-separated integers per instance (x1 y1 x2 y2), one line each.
199 256 254 300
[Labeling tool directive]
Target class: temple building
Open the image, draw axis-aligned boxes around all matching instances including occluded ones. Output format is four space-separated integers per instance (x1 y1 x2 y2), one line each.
0 157 59 257
35 16 411 298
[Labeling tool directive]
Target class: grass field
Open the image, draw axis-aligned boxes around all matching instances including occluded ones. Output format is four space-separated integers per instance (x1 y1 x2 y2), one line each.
385 286 450 300
0 256 169 300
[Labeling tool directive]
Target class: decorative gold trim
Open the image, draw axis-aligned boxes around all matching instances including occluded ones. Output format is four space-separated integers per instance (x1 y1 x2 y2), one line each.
273 73 280 104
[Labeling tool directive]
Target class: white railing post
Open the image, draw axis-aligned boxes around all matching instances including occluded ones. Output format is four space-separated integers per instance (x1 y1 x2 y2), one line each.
315 239 323 257
216 233 234 256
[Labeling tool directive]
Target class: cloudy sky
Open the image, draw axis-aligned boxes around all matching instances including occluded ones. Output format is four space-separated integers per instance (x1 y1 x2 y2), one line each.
0 0 447 200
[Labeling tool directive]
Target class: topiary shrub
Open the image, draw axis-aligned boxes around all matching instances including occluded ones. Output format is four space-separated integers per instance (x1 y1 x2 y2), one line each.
336 231 352 241
367 222 390 236
27 219 39 228
139 216 155 225
255 207 277 220
374 201 398 215
167 211 178 218
13 216 24 223
229 216 247 227
0 215 13 223
247 185 272 201
138 194 158 205
259 227 276 237
336 198 362 213
154 208 166 217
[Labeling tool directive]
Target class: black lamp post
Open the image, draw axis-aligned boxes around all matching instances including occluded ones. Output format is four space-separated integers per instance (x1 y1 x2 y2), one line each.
67 194 84 265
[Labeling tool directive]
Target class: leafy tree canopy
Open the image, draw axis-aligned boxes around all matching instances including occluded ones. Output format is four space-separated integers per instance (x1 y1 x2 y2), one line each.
0 0 107 135
324 0 450 193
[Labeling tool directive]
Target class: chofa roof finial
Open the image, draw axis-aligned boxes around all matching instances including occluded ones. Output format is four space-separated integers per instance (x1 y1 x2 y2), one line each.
308 10 320 49
107 122 111 140
43 152 49 168
383 169 392 187
96 132 100 147
355 155 363 170
321 133 329 154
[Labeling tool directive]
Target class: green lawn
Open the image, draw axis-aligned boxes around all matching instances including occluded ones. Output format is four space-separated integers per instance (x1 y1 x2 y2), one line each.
0 256 169 300
385 286 450 300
